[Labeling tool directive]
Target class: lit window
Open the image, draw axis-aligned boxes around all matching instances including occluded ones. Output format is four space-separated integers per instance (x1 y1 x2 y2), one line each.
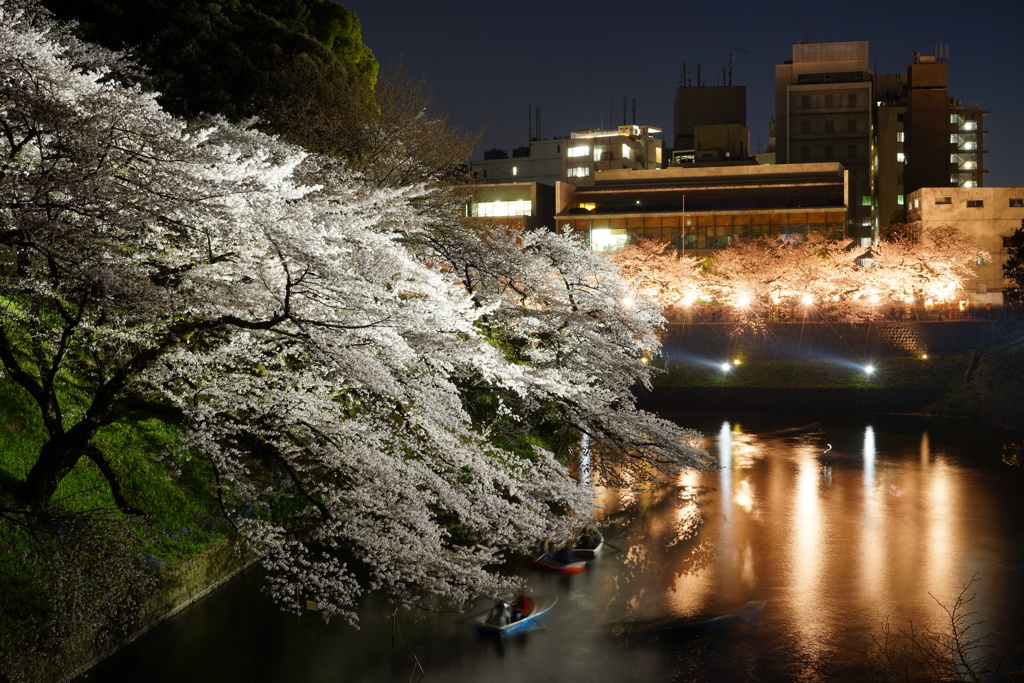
568 145 590 158
897 132 905 142
963 180 975 188
471 200 533 217
621 144 631 160
950 134 958 143
567 167 591 178
897 152 905 163
977 256 986 265
897 194 904 205
590 228 628 253
594 147 605 161
967 199 984 208
1010 198 1024 207
861 196 872 207
512 166 517 176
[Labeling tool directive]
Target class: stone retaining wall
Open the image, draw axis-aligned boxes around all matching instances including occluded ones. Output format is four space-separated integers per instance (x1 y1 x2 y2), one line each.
65 538 252 681
661 319 1018 361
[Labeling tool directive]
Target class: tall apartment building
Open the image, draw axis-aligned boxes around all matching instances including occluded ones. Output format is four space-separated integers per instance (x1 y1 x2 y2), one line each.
774 42 986 243
774 41 874 241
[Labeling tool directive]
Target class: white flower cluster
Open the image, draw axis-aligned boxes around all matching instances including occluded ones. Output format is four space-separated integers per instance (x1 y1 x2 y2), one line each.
0 3 710 624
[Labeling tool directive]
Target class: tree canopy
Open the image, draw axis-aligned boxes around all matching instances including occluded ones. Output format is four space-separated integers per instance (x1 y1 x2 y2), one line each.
0 2 709 644
37 0 378 122
1003 220 1024 307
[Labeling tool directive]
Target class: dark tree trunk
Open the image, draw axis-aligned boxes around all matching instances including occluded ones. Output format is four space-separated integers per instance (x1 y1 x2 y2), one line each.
20 421 100 510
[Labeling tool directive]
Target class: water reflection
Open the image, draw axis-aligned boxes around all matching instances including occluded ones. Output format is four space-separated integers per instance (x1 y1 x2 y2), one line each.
84 416 1024 683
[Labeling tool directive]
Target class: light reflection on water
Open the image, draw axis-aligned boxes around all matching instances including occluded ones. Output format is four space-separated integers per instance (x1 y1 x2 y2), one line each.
82 415 1024 683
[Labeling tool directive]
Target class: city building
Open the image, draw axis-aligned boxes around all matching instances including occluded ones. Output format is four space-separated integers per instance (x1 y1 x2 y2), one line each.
554 163 848 253
774 41 986 242
470 125 664 186
905 186 1023 305
464 182 556 231
672 77 747 164
774 41 875 241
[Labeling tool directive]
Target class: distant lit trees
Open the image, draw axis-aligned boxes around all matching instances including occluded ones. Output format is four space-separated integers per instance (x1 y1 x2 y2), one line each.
605 228 988 324
609 239 703 314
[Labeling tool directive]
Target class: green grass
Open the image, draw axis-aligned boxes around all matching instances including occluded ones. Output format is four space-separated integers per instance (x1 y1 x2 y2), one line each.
652 354 971 391
0 379 231 674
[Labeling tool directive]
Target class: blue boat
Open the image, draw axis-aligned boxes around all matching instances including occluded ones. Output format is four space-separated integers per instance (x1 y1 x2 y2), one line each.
475 595 558 637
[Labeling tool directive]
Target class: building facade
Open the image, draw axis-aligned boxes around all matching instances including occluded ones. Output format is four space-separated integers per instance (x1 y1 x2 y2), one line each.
906 187 1023 305
555 163 848 253
774 42 987 242
470 126 664 186
465 182 556 232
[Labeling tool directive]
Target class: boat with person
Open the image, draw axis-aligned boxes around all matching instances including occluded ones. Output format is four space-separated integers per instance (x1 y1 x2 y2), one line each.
528 540 587 573
573 527 604 558
475 595 558 637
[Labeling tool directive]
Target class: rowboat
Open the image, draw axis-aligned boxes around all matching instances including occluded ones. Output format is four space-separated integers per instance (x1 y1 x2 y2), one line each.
611 600 766 638
476 595 558 637
573 528 604 558
527 549 587 574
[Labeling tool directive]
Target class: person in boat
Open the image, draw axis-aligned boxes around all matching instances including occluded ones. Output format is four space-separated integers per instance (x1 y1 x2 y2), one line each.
578 527 597 550
487 600 511 627
553 542 575 564
510 595 528 622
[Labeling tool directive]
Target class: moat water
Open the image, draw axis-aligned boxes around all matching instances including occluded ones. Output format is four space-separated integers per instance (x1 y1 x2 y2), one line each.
80 413 1024 682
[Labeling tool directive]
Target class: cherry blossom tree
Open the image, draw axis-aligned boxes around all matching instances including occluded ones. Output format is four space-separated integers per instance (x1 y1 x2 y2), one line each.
869 225 989 311
0 3 710 637
609 238 704 317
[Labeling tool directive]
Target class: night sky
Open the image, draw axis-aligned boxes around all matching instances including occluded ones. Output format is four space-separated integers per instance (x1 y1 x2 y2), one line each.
339 0 1024 188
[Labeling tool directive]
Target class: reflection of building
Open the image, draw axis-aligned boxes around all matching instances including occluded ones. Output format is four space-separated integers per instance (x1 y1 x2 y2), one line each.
470 126 664 186
464 182 555 231
906 187 1024 305
555 163 848 253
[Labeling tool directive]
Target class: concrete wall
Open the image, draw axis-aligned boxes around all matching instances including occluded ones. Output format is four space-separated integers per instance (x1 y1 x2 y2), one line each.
660 320 1012 362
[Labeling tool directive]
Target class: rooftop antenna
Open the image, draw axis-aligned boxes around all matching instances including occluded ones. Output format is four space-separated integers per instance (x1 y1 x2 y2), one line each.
536 105 541 141
632 97 637 125
722 66 726 87
728 53 735 86
528 104 532 142
621 95 627 125
697 63 702 87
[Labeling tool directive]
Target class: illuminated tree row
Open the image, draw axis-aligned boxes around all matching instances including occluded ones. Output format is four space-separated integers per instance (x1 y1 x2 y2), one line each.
611 231 988 323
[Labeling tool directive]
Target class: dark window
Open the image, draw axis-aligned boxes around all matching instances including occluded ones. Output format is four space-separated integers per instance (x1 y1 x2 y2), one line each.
935 196 952 204
801 121 811 134
847 144 857 158
1005 236 1013 248
897 113 904 122
1010 198 1024 207
847 93 857 107
825 120 834 133
825 94 834 107
825 145 834 158
801 146 811 161
801 95 810 108
967 199 984 208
